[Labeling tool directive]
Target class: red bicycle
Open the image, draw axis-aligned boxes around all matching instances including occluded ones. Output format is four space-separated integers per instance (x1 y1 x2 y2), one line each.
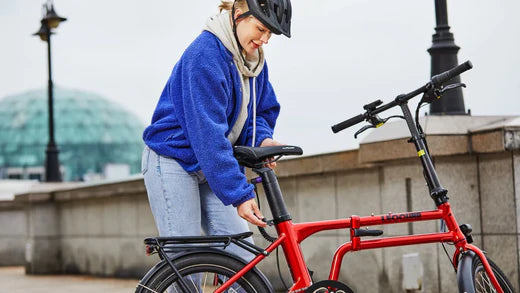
135 61 514 293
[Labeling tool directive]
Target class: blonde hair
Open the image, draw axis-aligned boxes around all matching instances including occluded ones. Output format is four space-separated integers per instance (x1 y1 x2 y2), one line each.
218 0 248 13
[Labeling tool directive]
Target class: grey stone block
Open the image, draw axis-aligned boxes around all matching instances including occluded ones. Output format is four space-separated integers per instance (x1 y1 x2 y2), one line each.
479 153 515 234
61 237 89 273
83 238 107 275
28 202 59 237
102 198 121 236
85 200 104 236
381 161 426 236
435 155 481 234
278 177 298 221
118 238 145 278
336 168 381 219
59 202 74 236
25 237 61 274
0 237 25 266
136 194 156 236
514 151 520 277
0 209 25 236
118 195 139 237
0 208 26 265
297 174 336 224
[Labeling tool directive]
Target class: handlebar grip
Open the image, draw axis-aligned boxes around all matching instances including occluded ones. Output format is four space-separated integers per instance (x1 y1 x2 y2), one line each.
431 60 473 85
331 114 365 133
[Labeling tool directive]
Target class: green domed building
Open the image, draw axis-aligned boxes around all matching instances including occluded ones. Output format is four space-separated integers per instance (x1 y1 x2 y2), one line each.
0 87 145 181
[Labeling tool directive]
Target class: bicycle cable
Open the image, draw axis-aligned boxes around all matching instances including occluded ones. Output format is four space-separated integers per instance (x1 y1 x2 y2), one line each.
415 100 457 273
253 183 278 243
440 219 457 272
253 182 289 291
276 244 290 290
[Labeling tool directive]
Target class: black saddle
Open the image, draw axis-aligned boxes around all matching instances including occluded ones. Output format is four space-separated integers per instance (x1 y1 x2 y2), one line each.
233 145 303 168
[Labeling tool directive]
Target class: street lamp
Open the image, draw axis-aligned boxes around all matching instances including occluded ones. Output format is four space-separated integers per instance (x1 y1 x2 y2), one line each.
33 0 66 182
428 0 466 115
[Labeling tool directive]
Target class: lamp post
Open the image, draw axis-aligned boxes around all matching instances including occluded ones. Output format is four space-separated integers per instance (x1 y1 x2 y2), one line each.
428 0 466 115
33 0 66 182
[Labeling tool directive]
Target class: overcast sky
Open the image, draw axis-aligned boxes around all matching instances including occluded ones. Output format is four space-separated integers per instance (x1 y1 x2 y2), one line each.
1 0 519 156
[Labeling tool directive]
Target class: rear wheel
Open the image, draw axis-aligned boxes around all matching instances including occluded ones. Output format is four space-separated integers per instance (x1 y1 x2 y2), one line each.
136 252 271 293
459 254 514 293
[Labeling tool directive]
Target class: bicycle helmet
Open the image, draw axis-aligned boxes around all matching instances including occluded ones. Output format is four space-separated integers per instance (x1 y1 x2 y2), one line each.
236 0 292 38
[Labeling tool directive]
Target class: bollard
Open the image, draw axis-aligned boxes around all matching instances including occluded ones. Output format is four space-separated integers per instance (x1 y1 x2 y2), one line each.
402 252 423 292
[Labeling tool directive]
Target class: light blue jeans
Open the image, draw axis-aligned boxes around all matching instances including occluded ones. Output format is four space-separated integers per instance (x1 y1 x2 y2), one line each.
141 146 254 262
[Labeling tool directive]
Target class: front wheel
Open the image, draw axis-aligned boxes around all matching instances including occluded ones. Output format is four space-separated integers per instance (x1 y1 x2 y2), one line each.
135 251 272 293
458 252 515 293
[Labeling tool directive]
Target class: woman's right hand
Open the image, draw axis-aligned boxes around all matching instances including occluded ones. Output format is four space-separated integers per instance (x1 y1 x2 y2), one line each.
237 198 267 227
260 138 283 169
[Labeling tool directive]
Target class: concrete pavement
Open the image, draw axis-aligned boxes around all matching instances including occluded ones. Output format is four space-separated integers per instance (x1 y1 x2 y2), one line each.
0 266 139 292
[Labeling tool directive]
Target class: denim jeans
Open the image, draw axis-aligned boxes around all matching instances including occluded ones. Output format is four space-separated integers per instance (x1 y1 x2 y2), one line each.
141 146 254 262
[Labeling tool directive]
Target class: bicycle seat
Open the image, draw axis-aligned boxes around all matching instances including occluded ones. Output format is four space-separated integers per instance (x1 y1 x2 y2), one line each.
233 145 303 168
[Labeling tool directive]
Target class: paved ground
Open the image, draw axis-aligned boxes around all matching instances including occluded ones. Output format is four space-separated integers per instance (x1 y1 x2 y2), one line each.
0 266 139 292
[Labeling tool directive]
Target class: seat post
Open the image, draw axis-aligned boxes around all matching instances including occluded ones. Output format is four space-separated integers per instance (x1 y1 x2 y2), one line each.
253 167 292 224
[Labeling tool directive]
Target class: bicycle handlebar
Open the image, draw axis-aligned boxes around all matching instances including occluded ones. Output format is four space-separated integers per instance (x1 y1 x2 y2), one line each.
431 60 473 86
331 61 473 134
331 114 365 133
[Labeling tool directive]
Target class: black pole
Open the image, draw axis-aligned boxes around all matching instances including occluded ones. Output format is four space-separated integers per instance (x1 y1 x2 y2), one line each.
428 0 466 115
44 24 62 182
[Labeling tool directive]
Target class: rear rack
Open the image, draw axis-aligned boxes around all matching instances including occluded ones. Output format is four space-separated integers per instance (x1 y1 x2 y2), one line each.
144 231 268 256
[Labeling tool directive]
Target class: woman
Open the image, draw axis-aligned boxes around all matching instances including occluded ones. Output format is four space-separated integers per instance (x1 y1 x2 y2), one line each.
141 0 292 261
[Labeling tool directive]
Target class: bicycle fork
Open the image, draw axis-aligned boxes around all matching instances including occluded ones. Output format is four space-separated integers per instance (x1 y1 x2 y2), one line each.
398 100 504 293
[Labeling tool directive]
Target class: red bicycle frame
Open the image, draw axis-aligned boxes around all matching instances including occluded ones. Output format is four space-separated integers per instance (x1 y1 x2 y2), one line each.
216 201 503 293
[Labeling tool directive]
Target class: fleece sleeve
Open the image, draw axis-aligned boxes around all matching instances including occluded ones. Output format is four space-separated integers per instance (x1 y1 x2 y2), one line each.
173 50 255 207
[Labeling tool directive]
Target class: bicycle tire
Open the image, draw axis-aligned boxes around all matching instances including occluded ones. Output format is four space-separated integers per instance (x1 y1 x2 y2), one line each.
458 252 515 293
135 252 272 293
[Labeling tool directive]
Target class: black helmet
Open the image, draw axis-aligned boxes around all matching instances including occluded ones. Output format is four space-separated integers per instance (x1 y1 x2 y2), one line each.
238 0 292 38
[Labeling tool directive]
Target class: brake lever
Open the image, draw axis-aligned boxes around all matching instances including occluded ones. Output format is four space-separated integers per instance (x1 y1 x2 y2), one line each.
439 82 466 94
354 114 405 139
354 114 386 139
354 125 375 139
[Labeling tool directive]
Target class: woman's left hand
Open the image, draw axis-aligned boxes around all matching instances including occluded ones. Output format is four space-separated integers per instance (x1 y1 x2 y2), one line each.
260 138 283 169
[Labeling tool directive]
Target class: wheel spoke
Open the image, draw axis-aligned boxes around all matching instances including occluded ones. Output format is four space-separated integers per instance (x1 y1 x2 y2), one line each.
475 269 497 293
136 283 160 293
202 272 208 292
137 253 268 293
475 271 486 291
172 282 180 293
188 274 200 293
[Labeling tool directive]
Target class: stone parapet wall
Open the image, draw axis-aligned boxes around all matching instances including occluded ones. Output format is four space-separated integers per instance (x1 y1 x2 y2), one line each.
2 120 519 292
0 200 25 266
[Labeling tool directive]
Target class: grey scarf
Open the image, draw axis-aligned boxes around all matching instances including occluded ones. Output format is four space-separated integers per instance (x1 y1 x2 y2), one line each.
205 11 265 146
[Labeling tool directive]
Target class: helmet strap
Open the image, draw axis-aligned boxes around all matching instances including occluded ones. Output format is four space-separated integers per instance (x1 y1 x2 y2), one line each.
232 1 250 67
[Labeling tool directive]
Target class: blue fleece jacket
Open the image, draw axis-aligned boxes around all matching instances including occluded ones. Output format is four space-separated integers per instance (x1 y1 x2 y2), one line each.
143 31 280 207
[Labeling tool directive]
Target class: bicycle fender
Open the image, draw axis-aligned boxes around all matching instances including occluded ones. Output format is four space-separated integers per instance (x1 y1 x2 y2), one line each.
135 259 171 293
456 250 476 293
136 248 274 293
